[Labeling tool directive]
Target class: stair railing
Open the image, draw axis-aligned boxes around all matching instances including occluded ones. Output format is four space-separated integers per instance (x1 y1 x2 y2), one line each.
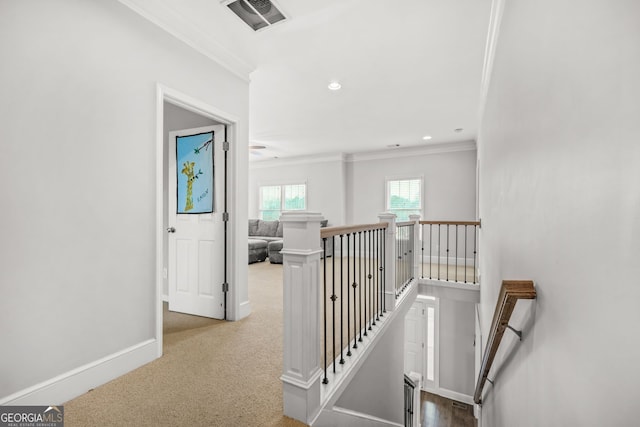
419 220 481 284
281 211 416 425
474 280 536 404
404 374 417 427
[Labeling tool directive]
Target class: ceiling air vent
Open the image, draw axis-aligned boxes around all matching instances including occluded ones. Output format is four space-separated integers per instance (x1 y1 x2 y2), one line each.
224 0 286 31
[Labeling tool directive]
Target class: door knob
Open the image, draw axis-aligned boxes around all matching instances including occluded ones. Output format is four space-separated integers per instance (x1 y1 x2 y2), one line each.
167 227 176 233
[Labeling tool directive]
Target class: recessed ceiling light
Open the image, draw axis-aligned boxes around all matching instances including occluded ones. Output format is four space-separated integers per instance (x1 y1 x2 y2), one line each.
454 128 464 133
328 81 342 91
422 135 432 140
249 145 266 150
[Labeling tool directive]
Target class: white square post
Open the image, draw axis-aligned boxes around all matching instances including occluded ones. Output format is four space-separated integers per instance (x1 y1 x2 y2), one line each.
280 211 324 425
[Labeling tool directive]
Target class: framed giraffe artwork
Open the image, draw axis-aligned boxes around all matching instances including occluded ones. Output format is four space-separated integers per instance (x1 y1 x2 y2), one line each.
176 131 214 214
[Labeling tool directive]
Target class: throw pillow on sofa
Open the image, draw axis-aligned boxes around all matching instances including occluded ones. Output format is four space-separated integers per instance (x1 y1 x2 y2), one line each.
255 220 279 237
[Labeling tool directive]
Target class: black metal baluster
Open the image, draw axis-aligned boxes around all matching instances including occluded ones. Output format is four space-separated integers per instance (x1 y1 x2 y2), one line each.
359 231 363 342
438 224 441 280
331 236 336 373
405 226 409 285
322 238 328 384
404 227 408 286
377 228 381 320
421 223 424 279
363 230 367 336
404 227 407 284
347 233 352 357
382 226 386 314
402 226 405 287
373 228 377 320
339 234 345 364
373 229 377 323
446 224 449 281
371 228 375 324
473 224 477 284
400 227 404 288
370 229 374 324
404 226 412 286
352 232 358 350
369 230 376 329
403 225 412 290
364 230 369 333
369 229 373 330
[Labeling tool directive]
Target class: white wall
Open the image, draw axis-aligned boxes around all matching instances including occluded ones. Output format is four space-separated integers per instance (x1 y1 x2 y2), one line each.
334 292 409 425
477 0 640 425
249 146 477 228
249 156 346 226
438 299 475 397
0 0 249 402
347 146 477 224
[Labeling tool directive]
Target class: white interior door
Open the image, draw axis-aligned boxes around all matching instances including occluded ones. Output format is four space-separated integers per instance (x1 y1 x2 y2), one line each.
405 299 425 379
168 125 225 319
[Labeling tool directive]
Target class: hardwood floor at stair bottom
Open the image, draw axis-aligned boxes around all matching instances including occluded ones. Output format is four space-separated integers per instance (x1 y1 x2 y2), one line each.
421 391 476 427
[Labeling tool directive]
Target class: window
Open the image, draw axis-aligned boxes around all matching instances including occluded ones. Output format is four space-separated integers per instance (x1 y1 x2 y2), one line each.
386 178 422 221
259 184 306 220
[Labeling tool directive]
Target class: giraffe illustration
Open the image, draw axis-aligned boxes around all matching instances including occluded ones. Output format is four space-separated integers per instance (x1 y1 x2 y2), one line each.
181 161 196 211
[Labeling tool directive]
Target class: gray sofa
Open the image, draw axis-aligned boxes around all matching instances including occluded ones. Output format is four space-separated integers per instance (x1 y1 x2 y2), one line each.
248 219 332 264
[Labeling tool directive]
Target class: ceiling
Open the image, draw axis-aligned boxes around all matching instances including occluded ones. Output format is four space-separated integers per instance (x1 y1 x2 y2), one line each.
120 0 493 161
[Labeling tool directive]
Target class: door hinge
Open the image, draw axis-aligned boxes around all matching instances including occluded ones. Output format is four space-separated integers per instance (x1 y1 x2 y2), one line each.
222 212 229 222
222 282 229 293
422 343 425 348
422 309 425 315
223 141 230 151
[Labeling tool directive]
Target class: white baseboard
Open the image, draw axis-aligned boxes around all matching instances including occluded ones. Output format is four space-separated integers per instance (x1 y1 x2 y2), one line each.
238 300 252 319
162 294 169 302
435 387 474 406
0 339 157 406
315 406 403 427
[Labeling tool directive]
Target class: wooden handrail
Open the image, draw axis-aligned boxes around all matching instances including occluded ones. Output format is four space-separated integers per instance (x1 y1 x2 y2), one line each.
396 221 417 227
320 222 388 239
474 280 536 404
419 220 481 226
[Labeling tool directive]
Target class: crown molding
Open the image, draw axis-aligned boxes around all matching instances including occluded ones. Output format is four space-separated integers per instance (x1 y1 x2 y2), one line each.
345 140 477 163
119 0 255 82
250 141 477 169
250 152 346 169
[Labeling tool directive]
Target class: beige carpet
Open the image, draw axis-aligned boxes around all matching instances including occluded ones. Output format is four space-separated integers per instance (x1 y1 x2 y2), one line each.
64 261 304 427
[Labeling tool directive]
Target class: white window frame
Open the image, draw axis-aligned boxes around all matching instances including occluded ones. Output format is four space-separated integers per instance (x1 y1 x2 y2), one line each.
258 182 307 220
385 176 424 221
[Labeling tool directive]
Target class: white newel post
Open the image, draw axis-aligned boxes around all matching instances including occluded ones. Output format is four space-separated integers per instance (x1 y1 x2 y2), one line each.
409 214 421 282
409 371 422 427
378 212 397 311
280 211 323 425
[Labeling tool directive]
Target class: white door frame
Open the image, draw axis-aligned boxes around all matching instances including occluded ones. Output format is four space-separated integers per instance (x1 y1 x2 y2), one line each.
155 84 239 357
